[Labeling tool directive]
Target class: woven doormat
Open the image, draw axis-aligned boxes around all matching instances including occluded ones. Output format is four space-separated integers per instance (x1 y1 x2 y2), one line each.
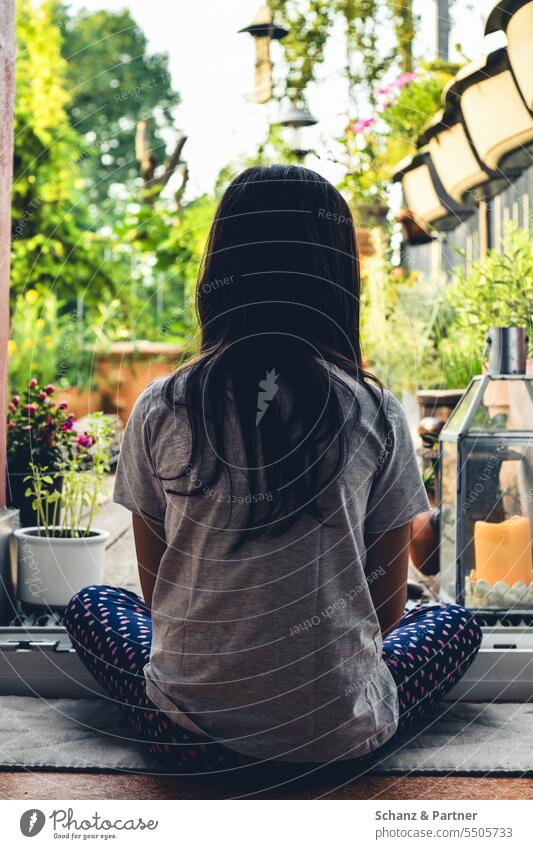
0 696 532 776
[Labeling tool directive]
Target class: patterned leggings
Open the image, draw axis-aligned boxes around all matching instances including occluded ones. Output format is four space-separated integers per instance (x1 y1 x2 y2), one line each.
64 586 482 772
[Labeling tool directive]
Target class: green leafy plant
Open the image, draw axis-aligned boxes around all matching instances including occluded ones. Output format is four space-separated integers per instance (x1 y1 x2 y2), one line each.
24 412 113 539
8 290 60 391
339 62 458 211
379 60 459 155
445 222 533 358
432 327 483 390
361 249 443 394
9 290 110 392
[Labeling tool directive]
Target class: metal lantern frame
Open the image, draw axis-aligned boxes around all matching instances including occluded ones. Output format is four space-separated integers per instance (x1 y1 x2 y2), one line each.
440 373 533 606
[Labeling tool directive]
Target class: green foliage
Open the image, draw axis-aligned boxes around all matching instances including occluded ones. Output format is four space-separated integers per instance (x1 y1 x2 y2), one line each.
8 289 121 392
269 1 334 103
339 0 396 104
24 413 113 538
445 223 533 357
400 222 533 392
433 327 483 390
12 0 117 305
340 63 456 211
361 246 441 394
387 0 415 73
112 192 217 347
268 1 419 212
380 61 459 153
55 5 180 204
270 1 405 107
8 290 61 391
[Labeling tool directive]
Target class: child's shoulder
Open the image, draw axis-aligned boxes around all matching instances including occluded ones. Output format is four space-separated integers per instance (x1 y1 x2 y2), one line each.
129 370 189 427
326 364 396 420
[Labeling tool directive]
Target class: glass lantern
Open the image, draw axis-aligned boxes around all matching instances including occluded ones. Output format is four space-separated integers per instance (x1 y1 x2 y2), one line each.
439 328 533 618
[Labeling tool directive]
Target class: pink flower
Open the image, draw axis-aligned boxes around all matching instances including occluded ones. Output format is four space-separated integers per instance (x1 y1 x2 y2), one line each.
38 391 47 400
28 378 38 389
78 433 94 448
24 404 37 415
7 422 16 430
58 401 68 410
395 71 419 88
44 384 55 394
11 395 20 406
61 419 74 431
376 84 394 96
352 117 376 134
8 402 16 412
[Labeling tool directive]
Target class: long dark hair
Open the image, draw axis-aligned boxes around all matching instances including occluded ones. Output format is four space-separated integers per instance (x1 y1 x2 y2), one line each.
163 164 381 548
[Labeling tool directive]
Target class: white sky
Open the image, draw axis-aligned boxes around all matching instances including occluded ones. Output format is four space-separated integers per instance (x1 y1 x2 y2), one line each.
67 0 502 198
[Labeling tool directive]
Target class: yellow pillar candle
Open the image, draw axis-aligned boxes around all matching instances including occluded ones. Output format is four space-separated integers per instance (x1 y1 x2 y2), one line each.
474 515 533 586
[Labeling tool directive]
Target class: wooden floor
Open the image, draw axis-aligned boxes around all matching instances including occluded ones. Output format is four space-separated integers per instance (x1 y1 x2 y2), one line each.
1 484 529 800
1 772 533 800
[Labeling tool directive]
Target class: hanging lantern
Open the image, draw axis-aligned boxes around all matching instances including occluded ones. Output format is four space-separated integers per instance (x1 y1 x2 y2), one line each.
446 48 533 174
276 106 318 160
439 328 533 623
485 0 533 111
239 5 288 105
392 148 472 232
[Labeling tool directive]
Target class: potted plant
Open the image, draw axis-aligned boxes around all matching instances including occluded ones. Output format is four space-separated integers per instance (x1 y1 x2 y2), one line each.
445 220 533 404
14 413 112 609
6 379 76 526
95 340 184 424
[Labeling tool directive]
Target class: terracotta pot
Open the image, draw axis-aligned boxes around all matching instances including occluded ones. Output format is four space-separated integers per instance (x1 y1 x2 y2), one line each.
95 341 185 424
58 386 98 420
416 389 465 423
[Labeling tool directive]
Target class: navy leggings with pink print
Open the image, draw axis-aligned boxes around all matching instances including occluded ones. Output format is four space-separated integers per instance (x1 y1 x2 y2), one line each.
64 586 481 772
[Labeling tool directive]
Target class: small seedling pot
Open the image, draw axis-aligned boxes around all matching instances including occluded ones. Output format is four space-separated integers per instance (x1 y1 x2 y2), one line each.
14 527 109 609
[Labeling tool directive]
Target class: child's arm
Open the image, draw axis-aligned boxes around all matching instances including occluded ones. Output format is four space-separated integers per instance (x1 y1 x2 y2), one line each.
132 513 167 610
364 521 410 637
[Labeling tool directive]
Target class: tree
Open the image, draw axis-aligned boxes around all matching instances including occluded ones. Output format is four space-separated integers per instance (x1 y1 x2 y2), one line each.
11 0 118 306
135 118 188 206
389 0 415 73
269 1 334 104
269 1 412 108
55 5 181 204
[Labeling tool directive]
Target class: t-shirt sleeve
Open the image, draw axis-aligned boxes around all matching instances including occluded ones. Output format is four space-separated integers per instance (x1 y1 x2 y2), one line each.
365 391 430 534
113 388 167 522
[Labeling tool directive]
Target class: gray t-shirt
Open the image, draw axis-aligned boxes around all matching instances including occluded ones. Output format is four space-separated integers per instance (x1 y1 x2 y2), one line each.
113 367 429 763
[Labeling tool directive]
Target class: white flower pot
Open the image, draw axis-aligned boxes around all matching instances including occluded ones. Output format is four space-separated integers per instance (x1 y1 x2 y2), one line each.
14 527 109 608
